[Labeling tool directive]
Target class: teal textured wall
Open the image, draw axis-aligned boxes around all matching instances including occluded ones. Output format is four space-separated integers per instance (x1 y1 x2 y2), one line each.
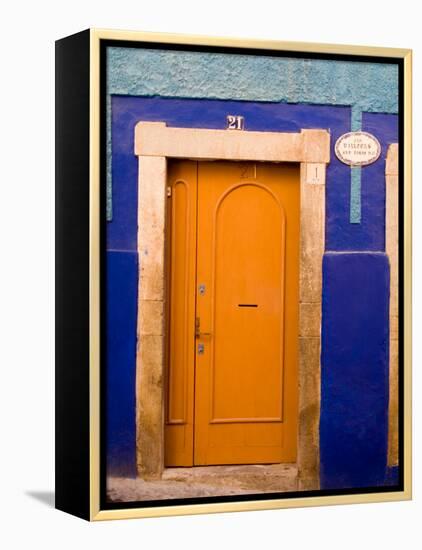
107 48 398 108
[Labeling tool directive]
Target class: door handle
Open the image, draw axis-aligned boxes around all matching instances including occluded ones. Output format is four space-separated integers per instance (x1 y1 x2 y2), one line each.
195 317 212 339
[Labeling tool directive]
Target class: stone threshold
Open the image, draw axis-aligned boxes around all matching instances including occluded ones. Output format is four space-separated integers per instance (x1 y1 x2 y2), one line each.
107 464 298 503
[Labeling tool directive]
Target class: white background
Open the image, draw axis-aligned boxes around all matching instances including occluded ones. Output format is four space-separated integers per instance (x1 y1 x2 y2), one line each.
0 0 419 548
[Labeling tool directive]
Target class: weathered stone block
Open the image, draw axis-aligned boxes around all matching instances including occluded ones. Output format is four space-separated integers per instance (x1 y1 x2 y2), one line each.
298 337 321 486
302 129 330 163
390 314 399 340
299 167 325 303
139 300 165 336
136 334 165 478
138 156 166 302
386 143 399 176
388 338 399 467
300 303 321 337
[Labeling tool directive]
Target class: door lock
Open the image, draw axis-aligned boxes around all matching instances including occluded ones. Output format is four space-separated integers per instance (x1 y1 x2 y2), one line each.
195 317 212 339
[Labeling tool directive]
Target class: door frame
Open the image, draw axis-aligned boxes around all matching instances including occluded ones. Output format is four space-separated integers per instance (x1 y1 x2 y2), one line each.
134 121 330 489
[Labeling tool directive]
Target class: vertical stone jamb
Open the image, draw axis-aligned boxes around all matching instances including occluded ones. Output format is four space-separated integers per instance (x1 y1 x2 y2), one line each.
386 143 399 467
136 155 167 478
297 160 326 490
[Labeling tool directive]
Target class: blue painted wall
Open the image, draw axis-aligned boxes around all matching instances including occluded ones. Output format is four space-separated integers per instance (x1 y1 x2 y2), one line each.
106 94 399 488
320 253 390 489
105 250 138 477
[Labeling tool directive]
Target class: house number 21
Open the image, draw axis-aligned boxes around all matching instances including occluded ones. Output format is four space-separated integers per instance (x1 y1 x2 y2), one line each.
227 115 245 130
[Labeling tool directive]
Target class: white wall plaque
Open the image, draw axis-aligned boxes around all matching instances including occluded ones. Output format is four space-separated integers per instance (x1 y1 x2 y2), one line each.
335 131 381 166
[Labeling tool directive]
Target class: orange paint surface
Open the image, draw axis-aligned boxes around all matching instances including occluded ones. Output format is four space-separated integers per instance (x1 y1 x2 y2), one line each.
165 161 300 466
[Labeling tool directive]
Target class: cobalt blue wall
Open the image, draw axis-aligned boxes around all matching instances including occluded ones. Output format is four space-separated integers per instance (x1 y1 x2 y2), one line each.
105 250 138 477
319 110 398 490
320 253 390 489
106 95 398 488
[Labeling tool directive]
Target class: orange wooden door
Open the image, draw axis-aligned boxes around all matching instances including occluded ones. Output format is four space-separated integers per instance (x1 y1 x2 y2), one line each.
165 160 300 467
164 161 198 466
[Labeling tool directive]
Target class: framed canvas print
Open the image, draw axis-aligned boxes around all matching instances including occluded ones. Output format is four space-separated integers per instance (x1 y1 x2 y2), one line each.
55 29 412 521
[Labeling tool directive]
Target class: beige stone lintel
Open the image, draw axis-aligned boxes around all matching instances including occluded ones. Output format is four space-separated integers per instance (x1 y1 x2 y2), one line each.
386 143 399 176
135 121 330 164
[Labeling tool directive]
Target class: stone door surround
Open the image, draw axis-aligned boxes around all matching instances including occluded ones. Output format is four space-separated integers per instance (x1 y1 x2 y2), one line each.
134 122 330 490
